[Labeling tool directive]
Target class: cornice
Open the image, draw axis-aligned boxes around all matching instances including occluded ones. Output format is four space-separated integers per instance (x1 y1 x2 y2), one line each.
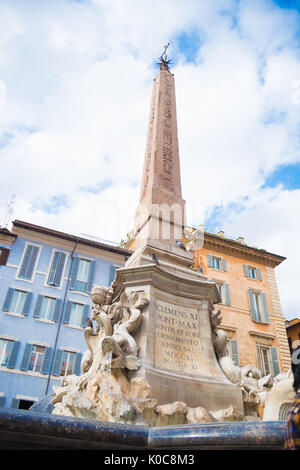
12 220 131 258
203 233 286 268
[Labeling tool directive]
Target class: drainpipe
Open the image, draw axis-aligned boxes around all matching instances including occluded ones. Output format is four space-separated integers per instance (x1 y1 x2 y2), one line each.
45 239 78 395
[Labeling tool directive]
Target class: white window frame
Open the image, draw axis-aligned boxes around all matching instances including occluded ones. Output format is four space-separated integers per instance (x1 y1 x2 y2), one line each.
69 302 84 327
253 291 262 322
211 256 221 270
27 345 46 373
248 266 257 279
74 258 92 293
15 241 42 283
9 289 28 315
0 339 14 367
39 296 57 321
215 282 224 303
59 350 77 377
257 344 272 377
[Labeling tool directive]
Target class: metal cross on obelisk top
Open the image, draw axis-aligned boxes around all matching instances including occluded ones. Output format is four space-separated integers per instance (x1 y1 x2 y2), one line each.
158 42 172 70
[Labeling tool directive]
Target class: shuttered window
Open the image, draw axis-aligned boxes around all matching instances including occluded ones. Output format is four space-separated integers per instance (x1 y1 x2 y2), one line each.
228 339 239 366
52 349 82 377
243 264 262 280
18 244 40 280
109 265 117 285
20 344 52 374
215 283 231 305
2 288 33 316
257 345 280 377
248 290 269 323
69 257 95 294
0 339 20 368
34 295 62 322
63 301 89 328
47 251 66 287
207 254 227 271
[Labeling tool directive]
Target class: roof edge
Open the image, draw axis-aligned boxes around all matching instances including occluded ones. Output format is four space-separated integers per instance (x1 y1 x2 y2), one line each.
12 220 131 257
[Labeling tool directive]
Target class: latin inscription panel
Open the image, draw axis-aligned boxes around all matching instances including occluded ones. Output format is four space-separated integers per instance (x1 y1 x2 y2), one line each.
154 299 202 375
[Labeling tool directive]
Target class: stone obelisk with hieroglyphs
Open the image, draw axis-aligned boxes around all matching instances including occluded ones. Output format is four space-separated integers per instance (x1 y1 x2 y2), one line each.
133 55 186 249
118 52 244 412
127 53 195 273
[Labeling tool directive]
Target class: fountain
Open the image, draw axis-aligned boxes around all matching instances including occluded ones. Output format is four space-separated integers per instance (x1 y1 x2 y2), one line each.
50 50 295 428
0 51 291 450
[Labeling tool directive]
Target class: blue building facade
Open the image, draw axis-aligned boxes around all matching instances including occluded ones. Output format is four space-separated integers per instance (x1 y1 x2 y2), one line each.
0 220 130 409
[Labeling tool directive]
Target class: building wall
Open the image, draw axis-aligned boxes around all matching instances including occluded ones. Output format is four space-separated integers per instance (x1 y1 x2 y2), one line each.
0 226 127 409
198 245 291 375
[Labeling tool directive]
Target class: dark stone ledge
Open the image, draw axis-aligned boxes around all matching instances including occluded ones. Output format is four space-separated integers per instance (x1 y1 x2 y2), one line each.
0 409 286 450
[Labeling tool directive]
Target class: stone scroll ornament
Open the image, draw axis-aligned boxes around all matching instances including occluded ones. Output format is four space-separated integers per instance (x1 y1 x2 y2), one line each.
210 308 274 416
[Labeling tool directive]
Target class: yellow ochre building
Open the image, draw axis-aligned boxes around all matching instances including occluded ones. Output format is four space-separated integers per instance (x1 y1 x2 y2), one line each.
196 230 290 376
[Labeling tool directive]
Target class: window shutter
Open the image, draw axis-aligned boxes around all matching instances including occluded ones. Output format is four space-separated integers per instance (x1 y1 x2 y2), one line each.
6 341 20 369
19 245 39 280
220 257 227 271
48 251 66 286
34 295 43 318
22 292 33 316
256 267 262 281
230 340 239 366
0 247 10 265
3 287 14 312
74 353 82 376
270 347 280 377
41 347 52 375
108 265 117 285
63 301 72 324
19 245 32 278
243 264 249 277
261 293 269 323
80 304 90 327
54 252 66 286
11 399 20 409
86 260 96 294
207 254 213 268
224 283 231 305
52 299 62 322
48 251 59 285
20 343 33 371
69 256 79 290
248 289 257 321
52 349 63 376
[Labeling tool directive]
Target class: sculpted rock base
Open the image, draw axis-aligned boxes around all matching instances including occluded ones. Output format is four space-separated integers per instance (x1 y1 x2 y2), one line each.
52 373 250 425
51 284 281 425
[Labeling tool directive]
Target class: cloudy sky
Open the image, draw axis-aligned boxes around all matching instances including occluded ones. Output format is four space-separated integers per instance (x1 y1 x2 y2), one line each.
0 0 299 320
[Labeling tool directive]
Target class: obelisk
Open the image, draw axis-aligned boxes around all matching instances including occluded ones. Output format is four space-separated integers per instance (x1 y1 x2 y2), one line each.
135 51 185 243
115 50 244 413
127 47 195 274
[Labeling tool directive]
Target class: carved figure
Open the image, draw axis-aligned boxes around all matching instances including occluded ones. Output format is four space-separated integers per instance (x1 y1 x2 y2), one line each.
210 307 273 415
77 285 149 391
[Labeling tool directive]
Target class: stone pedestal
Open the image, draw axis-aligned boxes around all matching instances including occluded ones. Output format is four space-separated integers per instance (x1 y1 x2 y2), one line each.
113 258 244 413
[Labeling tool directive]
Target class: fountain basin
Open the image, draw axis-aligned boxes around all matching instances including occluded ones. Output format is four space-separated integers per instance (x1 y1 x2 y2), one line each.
0 408 285 450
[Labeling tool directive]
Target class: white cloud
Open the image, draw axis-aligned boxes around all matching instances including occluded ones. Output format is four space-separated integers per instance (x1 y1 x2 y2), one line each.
218 186 300 320
0 0 300 319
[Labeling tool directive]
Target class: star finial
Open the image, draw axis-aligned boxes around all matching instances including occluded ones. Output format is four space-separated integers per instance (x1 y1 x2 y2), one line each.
157 42 172 70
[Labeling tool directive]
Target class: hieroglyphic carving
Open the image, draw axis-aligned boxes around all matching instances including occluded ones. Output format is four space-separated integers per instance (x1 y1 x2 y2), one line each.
161 75 174 190
141 81 158 200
